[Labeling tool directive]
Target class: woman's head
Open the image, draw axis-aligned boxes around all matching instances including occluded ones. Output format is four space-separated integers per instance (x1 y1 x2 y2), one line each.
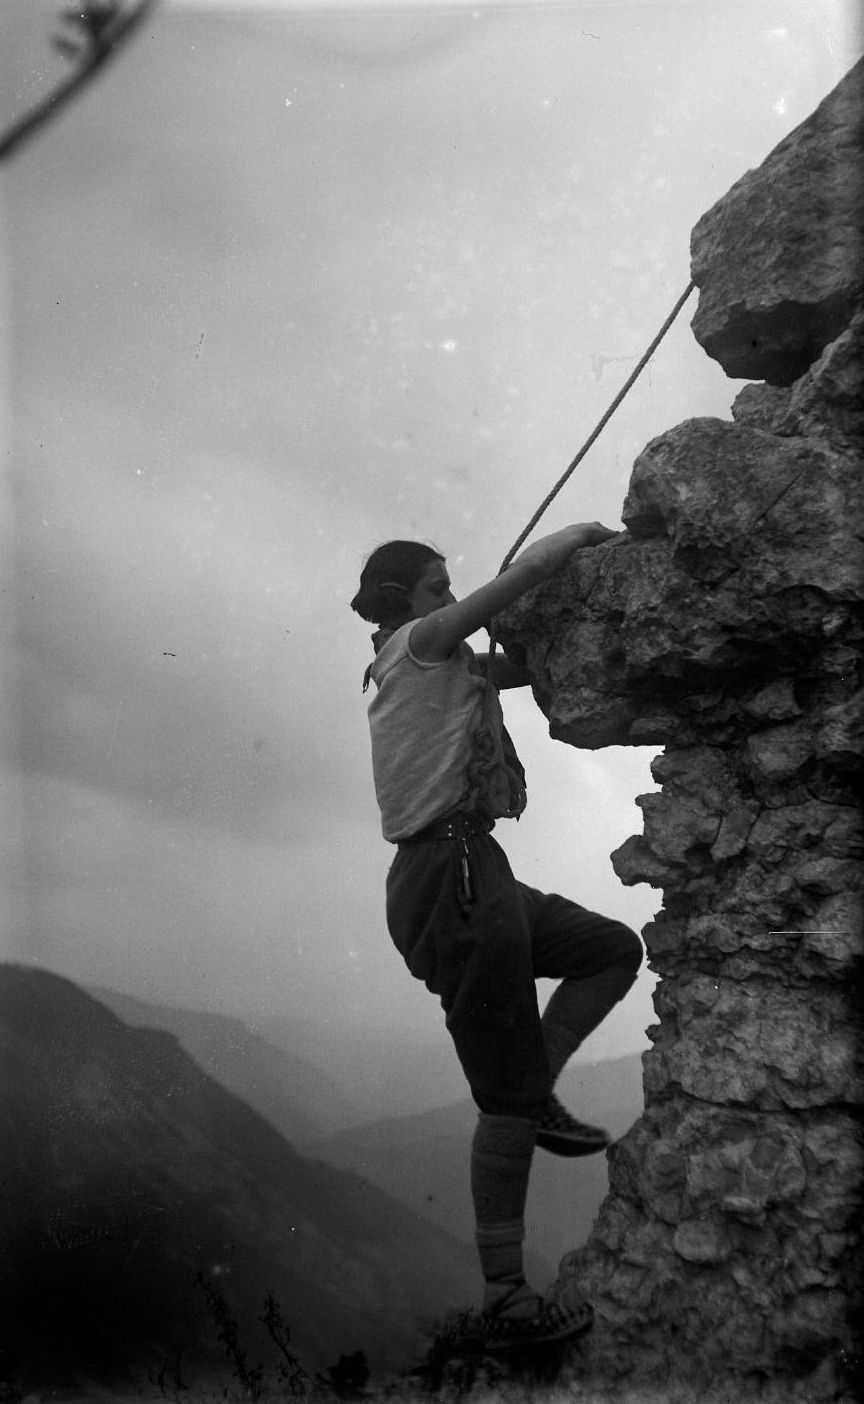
351 540 446 627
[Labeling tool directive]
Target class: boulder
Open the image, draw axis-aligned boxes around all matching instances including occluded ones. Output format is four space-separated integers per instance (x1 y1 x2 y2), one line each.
690 59 864 383
498 60 864 1403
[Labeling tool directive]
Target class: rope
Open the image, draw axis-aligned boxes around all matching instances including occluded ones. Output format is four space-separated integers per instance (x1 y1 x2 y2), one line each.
497 279 696 575
486 278 696 670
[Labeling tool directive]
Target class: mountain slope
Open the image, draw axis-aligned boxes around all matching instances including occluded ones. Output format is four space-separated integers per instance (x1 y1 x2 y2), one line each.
84 984 641 1281
0 964 480 1390
309 1055 645 1279
88 983 361 1142
258 1013 470 1124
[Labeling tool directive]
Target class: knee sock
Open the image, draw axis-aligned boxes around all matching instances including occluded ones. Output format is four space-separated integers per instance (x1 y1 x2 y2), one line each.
471 1113 538 1318
541 965 639 1085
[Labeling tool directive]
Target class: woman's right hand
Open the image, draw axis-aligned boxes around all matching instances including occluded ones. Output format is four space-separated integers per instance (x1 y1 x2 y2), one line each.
410 522 618 662
511 522 618 579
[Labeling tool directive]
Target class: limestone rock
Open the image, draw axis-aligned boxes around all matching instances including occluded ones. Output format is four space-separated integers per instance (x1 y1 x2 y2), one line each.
690 60 864 383
497 63 864 1403
503 407 862 752
732 309 864 447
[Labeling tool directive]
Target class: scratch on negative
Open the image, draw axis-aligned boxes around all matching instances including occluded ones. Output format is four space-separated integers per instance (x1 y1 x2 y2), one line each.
107 702 122 761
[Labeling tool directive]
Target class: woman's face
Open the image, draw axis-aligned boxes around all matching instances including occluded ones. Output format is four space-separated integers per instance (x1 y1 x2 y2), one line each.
407 559 456 617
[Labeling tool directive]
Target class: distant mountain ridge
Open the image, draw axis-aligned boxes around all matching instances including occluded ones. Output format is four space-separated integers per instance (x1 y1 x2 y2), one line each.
89 982 362 1142
258 1012 472 1122
309 1054 645 1281
88 981 644 1283
0 964 481 1390
89 985 471 1132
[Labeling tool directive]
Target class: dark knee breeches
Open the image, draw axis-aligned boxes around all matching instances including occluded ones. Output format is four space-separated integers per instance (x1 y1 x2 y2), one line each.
385 830 642 1119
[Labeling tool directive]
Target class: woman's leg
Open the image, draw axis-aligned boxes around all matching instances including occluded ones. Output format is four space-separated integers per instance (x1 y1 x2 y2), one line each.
471 1113 538 1319
387 837 552 1116
520 883 643 1083
386 835 548 1317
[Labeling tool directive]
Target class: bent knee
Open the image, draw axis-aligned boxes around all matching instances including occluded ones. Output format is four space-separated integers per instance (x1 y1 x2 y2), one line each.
609 922 644 979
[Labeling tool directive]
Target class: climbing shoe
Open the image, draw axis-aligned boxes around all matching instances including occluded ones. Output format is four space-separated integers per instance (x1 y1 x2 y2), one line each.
535 1093 610 1157
483 1296 593 1351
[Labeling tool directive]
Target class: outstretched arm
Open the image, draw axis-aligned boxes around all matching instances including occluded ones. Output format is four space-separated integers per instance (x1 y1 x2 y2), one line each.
411 522 616 663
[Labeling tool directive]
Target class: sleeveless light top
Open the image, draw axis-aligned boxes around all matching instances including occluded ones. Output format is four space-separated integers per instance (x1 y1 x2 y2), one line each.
367 621 517 842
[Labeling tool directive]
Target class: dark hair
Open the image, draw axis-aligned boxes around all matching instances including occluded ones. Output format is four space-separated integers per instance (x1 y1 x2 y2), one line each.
351 540 444 626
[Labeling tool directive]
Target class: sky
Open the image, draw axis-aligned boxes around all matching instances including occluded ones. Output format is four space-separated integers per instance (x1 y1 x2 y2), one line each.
1 0 861 1061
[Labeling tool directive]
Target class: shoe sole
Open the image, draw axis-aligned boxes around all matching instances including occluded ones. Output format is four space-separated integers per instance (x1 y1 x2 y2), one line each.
484 1305 594 1351
535 1131 610 1157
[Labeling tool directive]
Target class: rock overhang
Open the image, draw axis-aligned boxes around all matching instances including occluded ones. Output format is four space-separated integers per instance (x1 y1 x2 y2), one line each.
495 58 864 1401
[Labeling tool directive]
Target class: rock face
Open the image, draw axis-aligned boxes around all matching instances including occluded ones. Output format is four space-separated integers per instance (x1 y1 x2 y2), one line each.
499 62 863 1402
690 59 864 385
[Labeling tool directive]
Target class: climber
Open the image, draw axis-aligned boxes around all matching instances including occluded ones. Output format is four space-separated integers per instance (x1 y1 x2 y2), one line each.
351 529 644 1350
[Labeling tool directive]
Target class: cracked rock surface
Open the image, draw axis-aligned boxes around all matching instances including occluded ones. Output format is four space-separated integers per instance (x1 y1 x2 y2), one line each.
499 61 863 1402
690 59 864 384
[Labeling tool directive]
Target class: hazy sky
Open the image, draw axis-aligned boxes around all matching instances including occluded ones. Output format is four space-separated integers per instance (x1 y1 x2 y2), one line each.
1 0 861 1057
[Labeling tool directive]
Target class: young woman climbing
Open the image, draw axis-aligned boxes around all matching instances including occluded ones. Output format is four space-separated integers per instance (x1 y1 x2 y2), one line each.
351 527 643 1349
